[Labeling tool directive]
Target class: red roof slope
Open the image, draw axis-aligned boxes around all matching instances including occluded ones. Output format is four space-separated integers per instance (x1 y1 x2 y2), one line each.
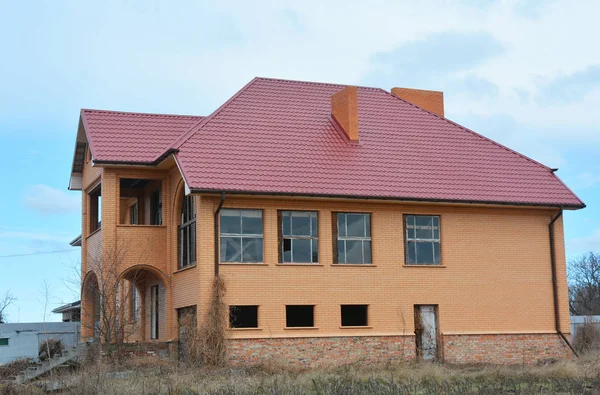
173 77 583 207
81 109 203 163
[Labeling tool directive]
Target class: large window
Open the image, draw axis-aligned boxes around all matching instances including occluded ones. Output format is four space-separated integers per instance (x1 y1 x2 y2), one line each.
405 215 441 265
279 211 318 263
335 213 372 264
150 189 162 225
118 178 162 226
179 195 196 269
220 209 264 263
130 284 140 321
89 184 101 233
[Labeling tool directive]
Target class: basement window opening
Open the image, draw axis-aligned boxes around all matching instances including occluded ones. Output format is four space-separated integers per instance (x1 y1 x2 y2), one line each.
229 305 258 329
341 305 368 327
118 178 163 225
0 338 8 346
279 211 318 263
405 215 441 265
286 305 314 327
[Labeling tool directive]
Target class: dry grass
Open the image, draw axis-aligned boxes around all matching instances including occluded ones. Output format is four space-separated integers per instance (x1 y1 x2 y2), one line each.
3 355 600 394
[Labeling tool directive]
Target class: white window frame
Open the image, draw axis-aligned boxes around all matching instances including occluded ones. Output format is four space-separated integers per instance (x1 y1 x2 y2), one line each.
336 213 372 264
404 215 441 265
220 209 264 263
280 210 319 263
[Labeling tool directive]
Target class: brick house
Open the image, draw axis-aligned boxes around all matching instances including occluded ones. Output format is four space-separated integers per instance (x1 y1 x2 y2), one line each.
68 77 584 366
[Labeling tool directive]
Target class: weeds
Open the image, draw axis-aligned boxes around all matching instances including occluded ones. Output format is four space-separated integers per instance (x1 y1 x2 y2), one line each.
3 355 599 395
574 318 600 355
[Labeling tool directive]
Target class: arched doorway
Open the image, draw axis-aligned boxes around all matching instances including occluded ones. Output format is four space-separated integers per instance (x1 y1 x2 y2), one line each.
81 271 100 340
119 265 169 342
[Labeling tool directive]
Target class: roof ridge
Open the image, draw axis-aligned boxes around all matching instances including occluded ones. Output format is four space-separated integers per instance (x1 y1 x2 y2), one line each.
380 88 553 172
170 78 260 151
253 76 383 91
81 108 204 118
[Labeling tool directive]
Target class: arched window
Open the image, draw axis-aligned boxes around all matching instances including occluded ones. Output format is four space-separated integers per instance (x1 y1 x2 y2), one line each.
179 195 196 268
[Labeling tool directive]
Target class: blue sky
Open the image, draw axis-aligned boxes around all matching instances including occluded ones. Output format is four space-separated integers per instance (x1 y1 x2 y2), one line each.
0 0 598 322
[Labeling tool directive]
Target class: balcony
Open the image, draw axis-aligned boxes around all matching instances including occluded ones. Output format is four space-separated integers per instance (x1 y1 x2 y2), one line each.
116 225 167 274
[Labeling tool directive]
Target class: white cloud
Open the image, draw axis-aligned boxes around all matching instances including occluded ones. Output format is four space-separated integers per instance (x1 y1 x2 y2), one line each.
22 184 80 215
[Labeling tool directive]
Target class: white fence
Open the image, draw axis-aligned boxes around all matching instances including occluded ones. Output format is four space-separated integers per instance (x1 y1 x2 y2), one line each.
0 322 80 365
570 315 600 338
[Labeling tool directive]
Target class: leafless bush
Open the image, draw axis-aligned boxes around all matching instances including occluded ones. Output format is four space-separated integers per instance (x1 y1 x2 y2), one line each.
573 318 600 355
0 359 30 380
181 276 227 367
39 339 64 361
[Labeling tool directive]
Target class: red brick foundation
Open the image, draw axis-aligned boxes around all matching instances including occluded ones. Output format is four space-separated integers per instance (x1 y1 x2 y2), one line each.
443 333 572 364
226 333 572 367
227 335 416 367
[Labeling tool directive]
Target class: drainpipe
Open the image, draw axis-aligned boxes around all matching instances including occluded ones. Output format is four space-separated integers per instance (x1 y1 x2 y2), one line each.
214 192 226 277
549 209 578 357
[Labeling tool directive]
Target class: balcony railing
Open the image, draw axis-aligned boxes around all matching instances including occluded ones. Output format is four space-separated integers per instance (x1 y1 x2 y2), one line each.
115 225 167 274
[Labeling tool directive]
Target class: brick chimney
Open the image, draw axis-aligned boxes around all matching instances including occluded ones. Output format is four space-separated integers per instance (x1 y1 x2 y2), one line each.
391 87 444 117
331 86 359 142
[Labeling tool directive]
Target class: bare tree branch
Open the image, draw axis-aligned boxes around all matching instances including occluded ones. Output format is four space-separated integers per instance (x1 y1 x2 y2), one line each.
568 252 600 315
0 290 17 323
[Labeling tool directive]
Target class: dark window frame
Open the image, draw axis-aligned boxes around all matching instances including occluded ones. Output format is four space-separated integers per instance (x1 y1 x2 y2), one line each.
0 338 8 346
285 305 315 328
278 210 319 264
403 215 442 265
88 184 101 233
150 285 159 339
178 195 197 269
150 189 162 225
333 212 372 264
220 209 264 263
130 283 140 321
340 304 369 327
229 305 259 329
129 202 138 225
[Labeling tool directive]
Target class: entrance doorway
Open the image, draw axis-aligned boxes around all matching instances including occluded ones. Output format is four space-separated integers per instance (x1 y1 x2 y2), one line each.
414 305 439 360
177 306 197 362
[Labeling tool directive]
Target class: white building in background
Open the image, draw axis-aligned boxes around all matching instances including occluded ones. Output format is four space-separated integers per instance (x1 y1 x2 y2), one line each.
0 322 80 365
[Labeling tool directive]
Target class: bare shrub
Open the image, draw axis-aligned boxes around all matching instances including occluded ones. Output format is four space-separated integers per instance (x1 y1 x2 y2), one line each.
182 276 227 367
0 359 30 380
39 339 64 361
573 318 600 355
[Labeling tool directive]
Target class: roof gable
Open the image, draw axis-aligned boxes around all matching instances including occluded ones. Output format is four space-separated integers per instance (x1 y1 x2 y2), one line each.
81 109 204 164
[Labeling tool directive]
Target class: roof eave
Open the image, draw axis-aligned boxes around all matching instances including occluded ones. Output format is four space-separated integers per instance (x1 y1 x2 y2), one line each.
92 148 179 167
188 188 585 210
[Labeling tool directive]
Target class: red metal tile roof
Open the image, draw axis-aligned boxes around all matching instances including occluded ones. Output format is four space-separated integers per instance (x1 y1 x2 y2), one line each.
174 78 583 207
80 78 584 208
80 109 203 163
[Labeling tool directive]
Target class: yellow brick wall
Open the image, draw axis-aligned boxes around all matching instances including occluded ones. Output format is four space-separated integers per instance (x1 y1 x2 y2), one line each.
197 196 571 339
79 161 571 343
